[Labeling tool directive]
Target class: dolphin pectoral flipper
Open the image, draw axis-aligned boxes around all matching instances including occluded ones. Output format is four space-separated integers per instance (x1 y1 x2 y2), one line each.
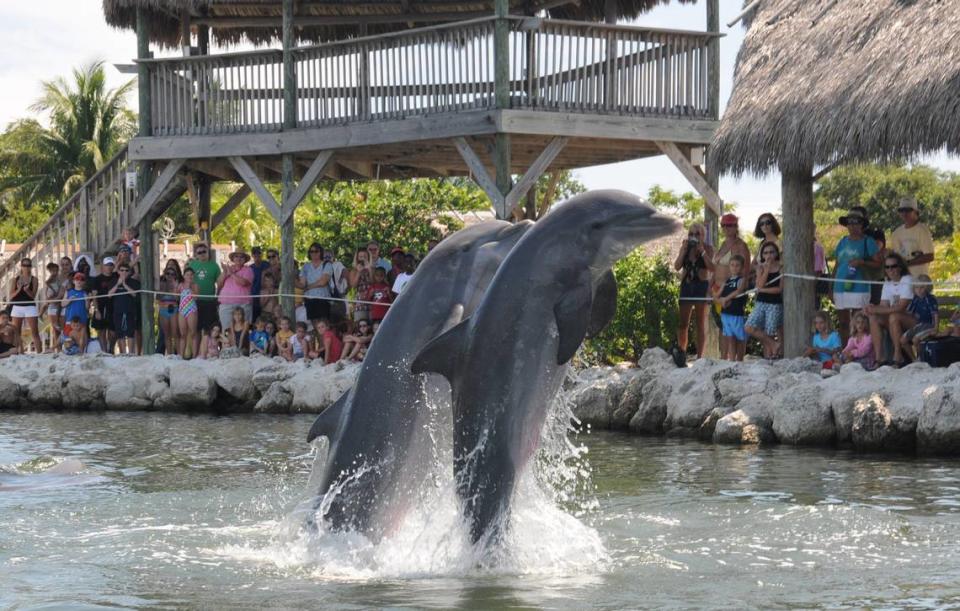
410 318 470 380
555 279 594 365
306 390 350 443
586 269 618 339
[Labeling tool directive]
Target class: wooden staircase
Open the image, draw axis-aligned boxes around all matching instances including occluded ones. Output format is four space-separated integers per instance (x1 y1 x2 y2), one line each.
0 146 184 298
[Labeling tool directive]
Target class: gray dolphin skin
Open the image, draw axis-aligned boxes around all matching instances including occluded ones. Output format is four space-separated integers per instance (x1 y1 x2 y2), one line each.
412 190 681 547
305 219 532 538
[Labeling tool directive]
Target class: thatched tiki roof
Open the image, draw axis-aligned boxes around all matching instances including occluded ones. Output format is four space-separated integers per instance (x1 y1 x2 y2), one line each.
711 0 960 176
102 0 695 48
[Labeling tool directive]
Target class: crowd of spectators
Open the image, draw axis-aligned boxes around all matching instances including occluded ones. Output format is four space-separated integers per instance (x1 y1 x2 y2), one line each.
676 196 948 369
1 229 427 364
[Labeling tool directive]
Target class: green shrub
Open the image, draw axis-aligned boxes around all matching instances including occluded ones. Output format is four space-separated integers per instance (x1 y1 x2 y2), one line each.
582 250 679 364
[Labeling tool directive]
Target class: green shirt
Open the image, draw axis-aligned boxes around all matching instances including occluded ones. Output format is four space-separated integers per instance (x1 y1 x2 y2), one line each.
188 259 220 299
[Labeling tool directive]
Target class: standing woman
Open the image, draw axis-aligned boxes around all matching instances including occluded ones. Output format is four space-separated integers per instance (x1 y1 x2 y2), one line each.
712 214 751 360
674 222 714 358
41 262 62 352
8 257 42 353
158 260 182 356
752 213 782 268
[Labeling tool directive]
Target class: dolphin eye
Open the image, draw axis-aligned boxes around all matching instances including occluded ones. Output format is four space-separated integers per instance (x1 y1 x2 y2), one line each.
590 222 604 230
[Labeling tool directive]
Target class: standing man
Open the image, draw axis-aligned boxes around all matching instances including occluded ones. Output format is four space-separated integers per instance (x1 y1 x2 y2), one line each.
249 246 271 322
366 240 391 273
889 196 935 277
217 251 254 329
187 243 221 334
90 257 118 353
297 242 333 323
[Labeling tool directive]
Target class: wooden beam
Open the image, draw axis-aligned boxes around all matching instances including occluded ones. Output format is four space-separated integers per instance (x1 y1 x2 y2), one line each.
497 110 718 145
503 136 567 216
130 110 498 160
228 156 284 224
194 11 496 28
210 184 251 231
453 137 504 213
727 0 762 27
285 150 335 221
132 159 186 226
654 141 722 216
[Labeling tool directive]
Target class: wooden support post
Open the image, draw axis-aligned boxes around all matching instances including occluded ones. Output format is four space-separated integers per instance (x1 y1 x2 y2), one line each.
280 0 297 320
136 6 156 354
781 168 816 359
503 136 567 216
707 0 720 120
79 187 91 252
132 159 187 225
655 141 722 218
493 0 510 110
228 157 284 223
453 137 504 214
493 133 512 219
703 150 721 359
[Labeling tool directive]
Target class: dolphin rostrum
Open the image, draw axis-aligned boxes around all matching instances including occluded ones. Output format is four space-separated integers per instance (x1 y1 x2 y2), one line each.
305 219 532 539
412 190 681 548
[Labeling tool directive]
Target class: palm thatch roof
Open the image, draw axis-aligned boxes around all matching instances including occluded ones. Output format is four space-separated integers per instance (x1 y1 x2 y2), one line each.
711 0 960 177
102 0 694 48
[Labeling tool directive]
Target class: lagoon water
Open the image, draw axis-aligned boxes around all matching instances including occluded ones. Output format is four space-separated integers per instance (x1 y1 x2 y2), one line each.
3 412 960 609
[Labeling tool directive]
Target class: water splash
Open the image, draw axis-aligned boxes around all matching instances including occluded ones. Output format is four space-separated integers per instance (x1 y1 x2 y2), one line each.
215 370 607 579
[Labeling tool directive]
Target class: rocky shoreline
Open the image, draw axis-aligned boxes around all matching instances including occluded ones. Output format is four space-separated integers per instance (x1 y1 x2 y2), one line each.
2 350 960 455
568 349 960 455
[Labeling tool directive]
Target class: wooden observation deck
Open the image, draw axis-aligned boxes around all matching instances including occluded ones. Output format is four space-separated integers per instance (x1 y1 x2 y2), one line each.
1 0 723 351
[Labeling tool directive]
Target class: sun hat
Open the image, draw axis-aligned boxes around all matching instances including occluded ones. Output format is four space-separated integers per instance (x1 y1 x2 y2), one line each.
897 196 919 212
839 209 869 227
720 213 738 226
229 251 251 263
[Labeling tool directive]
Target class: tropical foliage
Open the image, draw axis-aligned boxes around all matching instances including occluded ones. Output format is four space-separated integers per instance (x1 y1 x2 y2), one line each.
0 61 136 211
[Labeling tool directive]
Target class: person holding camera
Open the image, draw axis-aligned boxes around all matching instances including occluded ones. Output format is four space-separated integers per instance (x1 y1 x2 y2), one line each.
674 222 715 359
889 196 934 278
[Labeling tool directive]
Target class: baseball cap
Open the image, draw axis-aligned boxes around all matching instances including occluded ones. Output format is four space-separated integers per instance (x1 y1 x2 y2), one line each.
720 213 738 226
897 196 919 212
102 257 116 266
73 272 86 281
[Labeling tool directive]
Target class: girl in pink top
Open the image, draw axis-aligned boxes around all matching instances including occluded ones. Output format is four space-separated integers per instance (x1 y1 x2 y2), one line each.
840 312 875 370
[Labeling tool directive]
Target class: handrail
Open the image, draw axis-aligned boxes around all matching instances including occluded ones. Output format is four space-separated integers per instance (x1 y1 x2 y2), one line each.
0 145 134 295
144 16 718 136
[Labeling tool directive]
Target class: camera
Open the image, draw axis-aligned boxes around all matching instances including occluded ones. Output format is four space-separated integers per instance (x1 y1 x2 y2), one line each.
687 237 700 248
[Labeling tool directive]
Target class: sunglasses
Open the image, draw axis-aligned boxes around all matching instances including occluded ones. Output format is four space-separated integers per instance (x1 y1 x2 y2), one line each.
845 219 863 225
721 223 737 228
309 249 321 254
759 219 773 226
885 264 900 269
268 254 278 259
21 263 31 268
195 250 208 255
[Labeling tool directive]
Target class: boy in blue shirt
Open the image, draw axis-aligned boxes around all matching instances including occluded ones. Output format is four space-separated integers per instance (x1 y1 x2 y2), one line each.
714 254 747 361
902 274 938 362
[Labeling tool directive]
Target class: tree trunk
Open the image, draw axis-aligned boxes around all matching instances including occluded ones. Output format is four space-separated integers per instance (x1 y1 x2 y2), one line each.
781 168 815 358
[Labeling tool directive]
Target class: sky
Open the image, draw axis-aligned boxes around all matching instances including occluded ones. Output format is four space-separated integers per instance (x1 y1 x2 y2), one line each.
0 1 957 228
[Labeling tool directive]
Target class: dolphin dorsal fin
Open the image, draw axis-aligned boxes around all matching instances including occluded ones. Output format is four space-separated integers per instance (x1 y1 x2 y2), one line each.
410 317 470 381
555 278 594 365
586 269 618 339
306 389 349 443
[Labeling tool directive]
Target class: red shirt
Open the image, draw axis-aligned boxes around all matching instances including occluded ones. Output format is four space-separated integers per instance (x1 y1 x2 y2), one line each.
324 329 343 363
366 282 392 321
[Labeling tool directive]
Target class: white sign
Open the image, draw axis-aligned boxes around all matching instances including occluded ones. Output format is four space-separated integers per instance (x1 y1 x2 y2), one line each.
126 171 138 190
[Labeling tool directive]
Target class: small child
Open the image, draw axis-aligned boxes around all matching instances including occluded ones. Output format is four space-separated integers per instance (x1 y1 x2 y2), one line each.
249 317 270 356
61 272 90 328
120 227 140 260
201 324 222 359
365 267 393 324
309 318 343 364
902 274 938 362
340 319 373 362
62 315 88 355
840 311 875 370
276 316 294 361
713 254 747 361
804 310 841 369
290 321 309 362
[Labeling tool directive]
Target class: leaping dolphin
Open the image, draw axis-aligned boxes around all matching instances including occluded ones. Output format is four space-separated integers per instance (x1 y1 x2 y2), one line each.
306 219 532 539
412 190 680 548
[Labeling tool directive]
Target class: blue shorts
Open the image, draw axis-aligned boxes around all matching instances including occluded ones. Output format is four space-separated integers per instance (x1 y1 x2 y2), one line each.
721 313 746 341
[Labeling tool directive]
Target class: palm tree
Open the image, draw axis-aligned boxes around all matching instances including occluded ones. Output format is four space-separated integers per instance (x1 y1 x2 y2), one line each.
0 60 136 209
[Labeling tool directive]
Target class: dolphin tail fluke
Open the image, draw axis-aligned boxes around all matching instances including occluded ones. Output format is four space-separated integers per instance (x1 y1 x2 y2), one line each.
306 390 349 443
410 317 470 380
586 269 618 338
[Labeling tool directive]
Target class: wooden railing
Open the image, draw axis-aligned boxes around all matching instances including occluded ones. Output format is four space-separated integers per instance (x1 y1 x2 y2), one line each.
144 17 718 136
0 146 135 297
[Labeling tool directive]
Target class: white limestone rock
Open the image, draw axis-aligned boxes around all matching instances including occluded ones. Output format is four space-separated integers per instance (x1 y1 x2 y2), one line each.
155 361 216 409
918 380 960 454
287 361 360 413
0 372 22 409
771 381 835 445
254 381 293 413
851 393 914 452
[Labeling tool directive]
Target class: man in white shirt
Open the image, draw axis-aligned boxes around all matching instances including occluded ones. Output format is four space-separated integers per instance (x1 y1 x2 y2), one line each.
889 196 934 277
391 254 416 297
